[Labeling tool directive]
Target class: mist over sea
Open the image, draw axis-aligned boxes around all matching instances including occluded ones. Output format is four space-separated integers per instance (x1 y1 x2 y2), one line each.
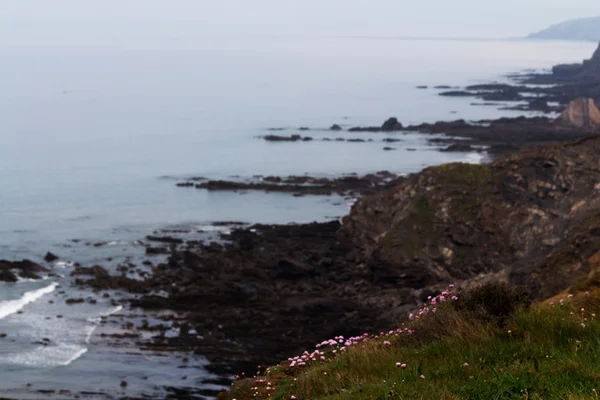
0 21 596 398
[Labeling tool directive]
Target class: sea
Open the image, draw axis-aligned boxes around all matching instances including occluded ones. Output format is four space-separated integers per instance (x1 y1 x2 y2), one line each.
0 21 596 398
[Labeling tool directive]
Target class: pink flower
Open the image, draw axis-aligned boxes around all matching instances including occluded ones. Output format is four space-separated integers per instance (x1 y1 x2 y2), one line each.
581 308 585 312
420 375 425 379
451 296 459 301
568 294 574 298
383 341 391 346
449 284 455 288
409 313 414 320
432 308 437 313
581 323 586 328
463 362 469 367
291 397 297 400
396 362 402 367
401 363 407 368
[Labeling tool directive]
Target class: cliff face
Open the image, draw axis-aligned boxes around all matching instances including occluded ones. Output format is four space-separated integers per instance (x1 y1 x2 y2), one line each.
553 42 600 82
529 17 600 42
342 135 600 299
557 98 600 128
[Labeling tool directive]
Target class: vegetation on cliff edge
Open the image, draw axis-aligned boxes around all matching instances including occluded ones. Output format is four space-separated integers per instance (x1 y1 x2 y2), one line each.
221 282 600 399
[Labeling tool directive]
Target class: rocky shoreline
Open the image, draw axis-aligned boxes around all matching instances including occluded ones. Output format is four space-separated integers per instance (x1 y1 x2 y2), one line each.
71 132 600 386
7 42 600 399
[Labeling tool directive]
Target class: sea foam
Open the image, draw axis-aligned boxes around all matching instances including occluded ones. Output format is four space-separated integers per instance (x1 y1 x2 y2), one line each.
0 282 58 320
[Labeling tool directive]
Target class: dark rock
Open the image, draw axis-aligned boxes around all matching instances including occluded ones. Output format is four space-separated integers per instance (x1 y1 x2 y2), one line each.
146 247 171 255
382 147 396 151
0 260 46 281
330 124 343 131
44 252 59 262
439 143 476 152
263 134 304 142
0 270 18 283
65 298 85 305
381 117 403 131
146 236 184 245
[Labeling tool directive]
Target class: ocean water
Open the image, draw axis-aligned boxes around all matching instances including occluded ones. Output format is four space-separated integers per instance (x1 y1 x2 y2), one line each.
0 23 596 398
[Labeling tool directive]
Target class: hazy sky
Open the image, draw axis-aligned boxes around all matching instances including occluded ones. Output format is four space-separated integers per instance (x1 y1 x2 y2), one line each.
1 0 599 37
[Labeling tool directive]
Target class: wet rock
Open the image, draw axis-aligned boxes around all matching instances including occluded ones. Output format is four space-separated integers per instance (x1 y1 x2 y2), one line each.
330 124 343 131
44 252 59 262
0 270 18 282
65 298 85 305
263 134 312 142
382 147 396 151
0 260 46 281
146 247 171 255
146 236 184 244
440 143 476 152
381 117 403 131
183 172 405 197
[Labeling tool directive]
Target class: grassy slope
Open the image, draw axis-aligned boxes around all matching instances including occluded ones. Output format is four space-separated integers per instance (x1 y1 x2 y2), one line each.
221 285 600 400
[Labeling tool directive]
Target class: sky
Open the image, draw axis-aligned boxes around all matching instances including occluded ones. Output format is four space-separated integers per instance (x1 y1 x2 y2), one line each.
1 0 599 38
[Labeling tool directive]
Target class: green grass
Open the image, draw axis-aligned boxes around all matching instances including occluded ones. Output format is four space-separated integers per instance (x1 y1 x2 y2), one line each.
221 284 600 400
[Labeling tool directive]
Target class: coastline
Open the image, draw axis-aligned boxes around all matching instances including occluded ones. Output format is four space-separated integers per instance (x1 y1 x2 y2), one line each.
2 41 600 399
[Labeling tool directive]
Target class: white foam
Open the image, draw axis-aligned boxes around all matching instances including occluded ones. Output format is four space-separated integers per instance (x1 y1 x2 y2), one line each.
85 305 124 344
463 152 485 165
54 261 74 268
0 283 58 320
62 347 88 366
197 225 231 233
5 344 88 368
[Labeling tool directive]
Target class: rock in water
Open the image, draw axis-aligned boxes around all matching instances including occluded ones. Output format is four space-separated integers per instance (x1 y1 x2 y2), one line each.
557 98 600 128
381 117 403 131
44 252 59 262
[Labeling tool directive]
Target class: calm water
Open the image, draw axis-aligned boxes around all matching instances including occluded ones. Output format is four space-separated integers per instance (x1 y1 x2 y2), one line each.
0 23 596 398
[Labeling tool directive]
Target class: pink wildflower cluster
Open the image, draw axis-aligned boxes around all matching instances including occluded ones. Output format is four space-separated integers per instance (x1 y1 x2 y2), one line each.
287 328 416 371
550 293 597 329
410 285 459 321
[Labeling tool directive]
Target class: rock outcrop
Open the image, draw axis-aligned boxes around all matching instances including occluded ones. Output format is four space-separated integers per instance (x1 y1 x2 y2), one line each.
557 98 600 128
0 260 47 281
343 135 600 299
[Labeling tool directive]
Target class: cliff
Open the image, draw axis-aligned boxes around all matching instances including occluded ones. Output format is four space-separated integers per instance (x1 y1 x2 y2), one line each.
224 135 600 399
552 41 600 82
342 135 600 299
528 17 600 42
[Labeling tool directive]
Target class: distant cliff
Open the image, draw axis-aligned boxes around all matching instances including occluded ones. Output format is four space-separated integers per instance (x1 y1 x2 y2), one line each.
528 17 600 41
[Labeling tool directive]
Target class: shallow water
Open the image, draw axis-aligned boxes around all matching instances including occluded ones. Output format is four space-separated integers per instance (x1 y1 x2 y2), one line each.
0 23 596 398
